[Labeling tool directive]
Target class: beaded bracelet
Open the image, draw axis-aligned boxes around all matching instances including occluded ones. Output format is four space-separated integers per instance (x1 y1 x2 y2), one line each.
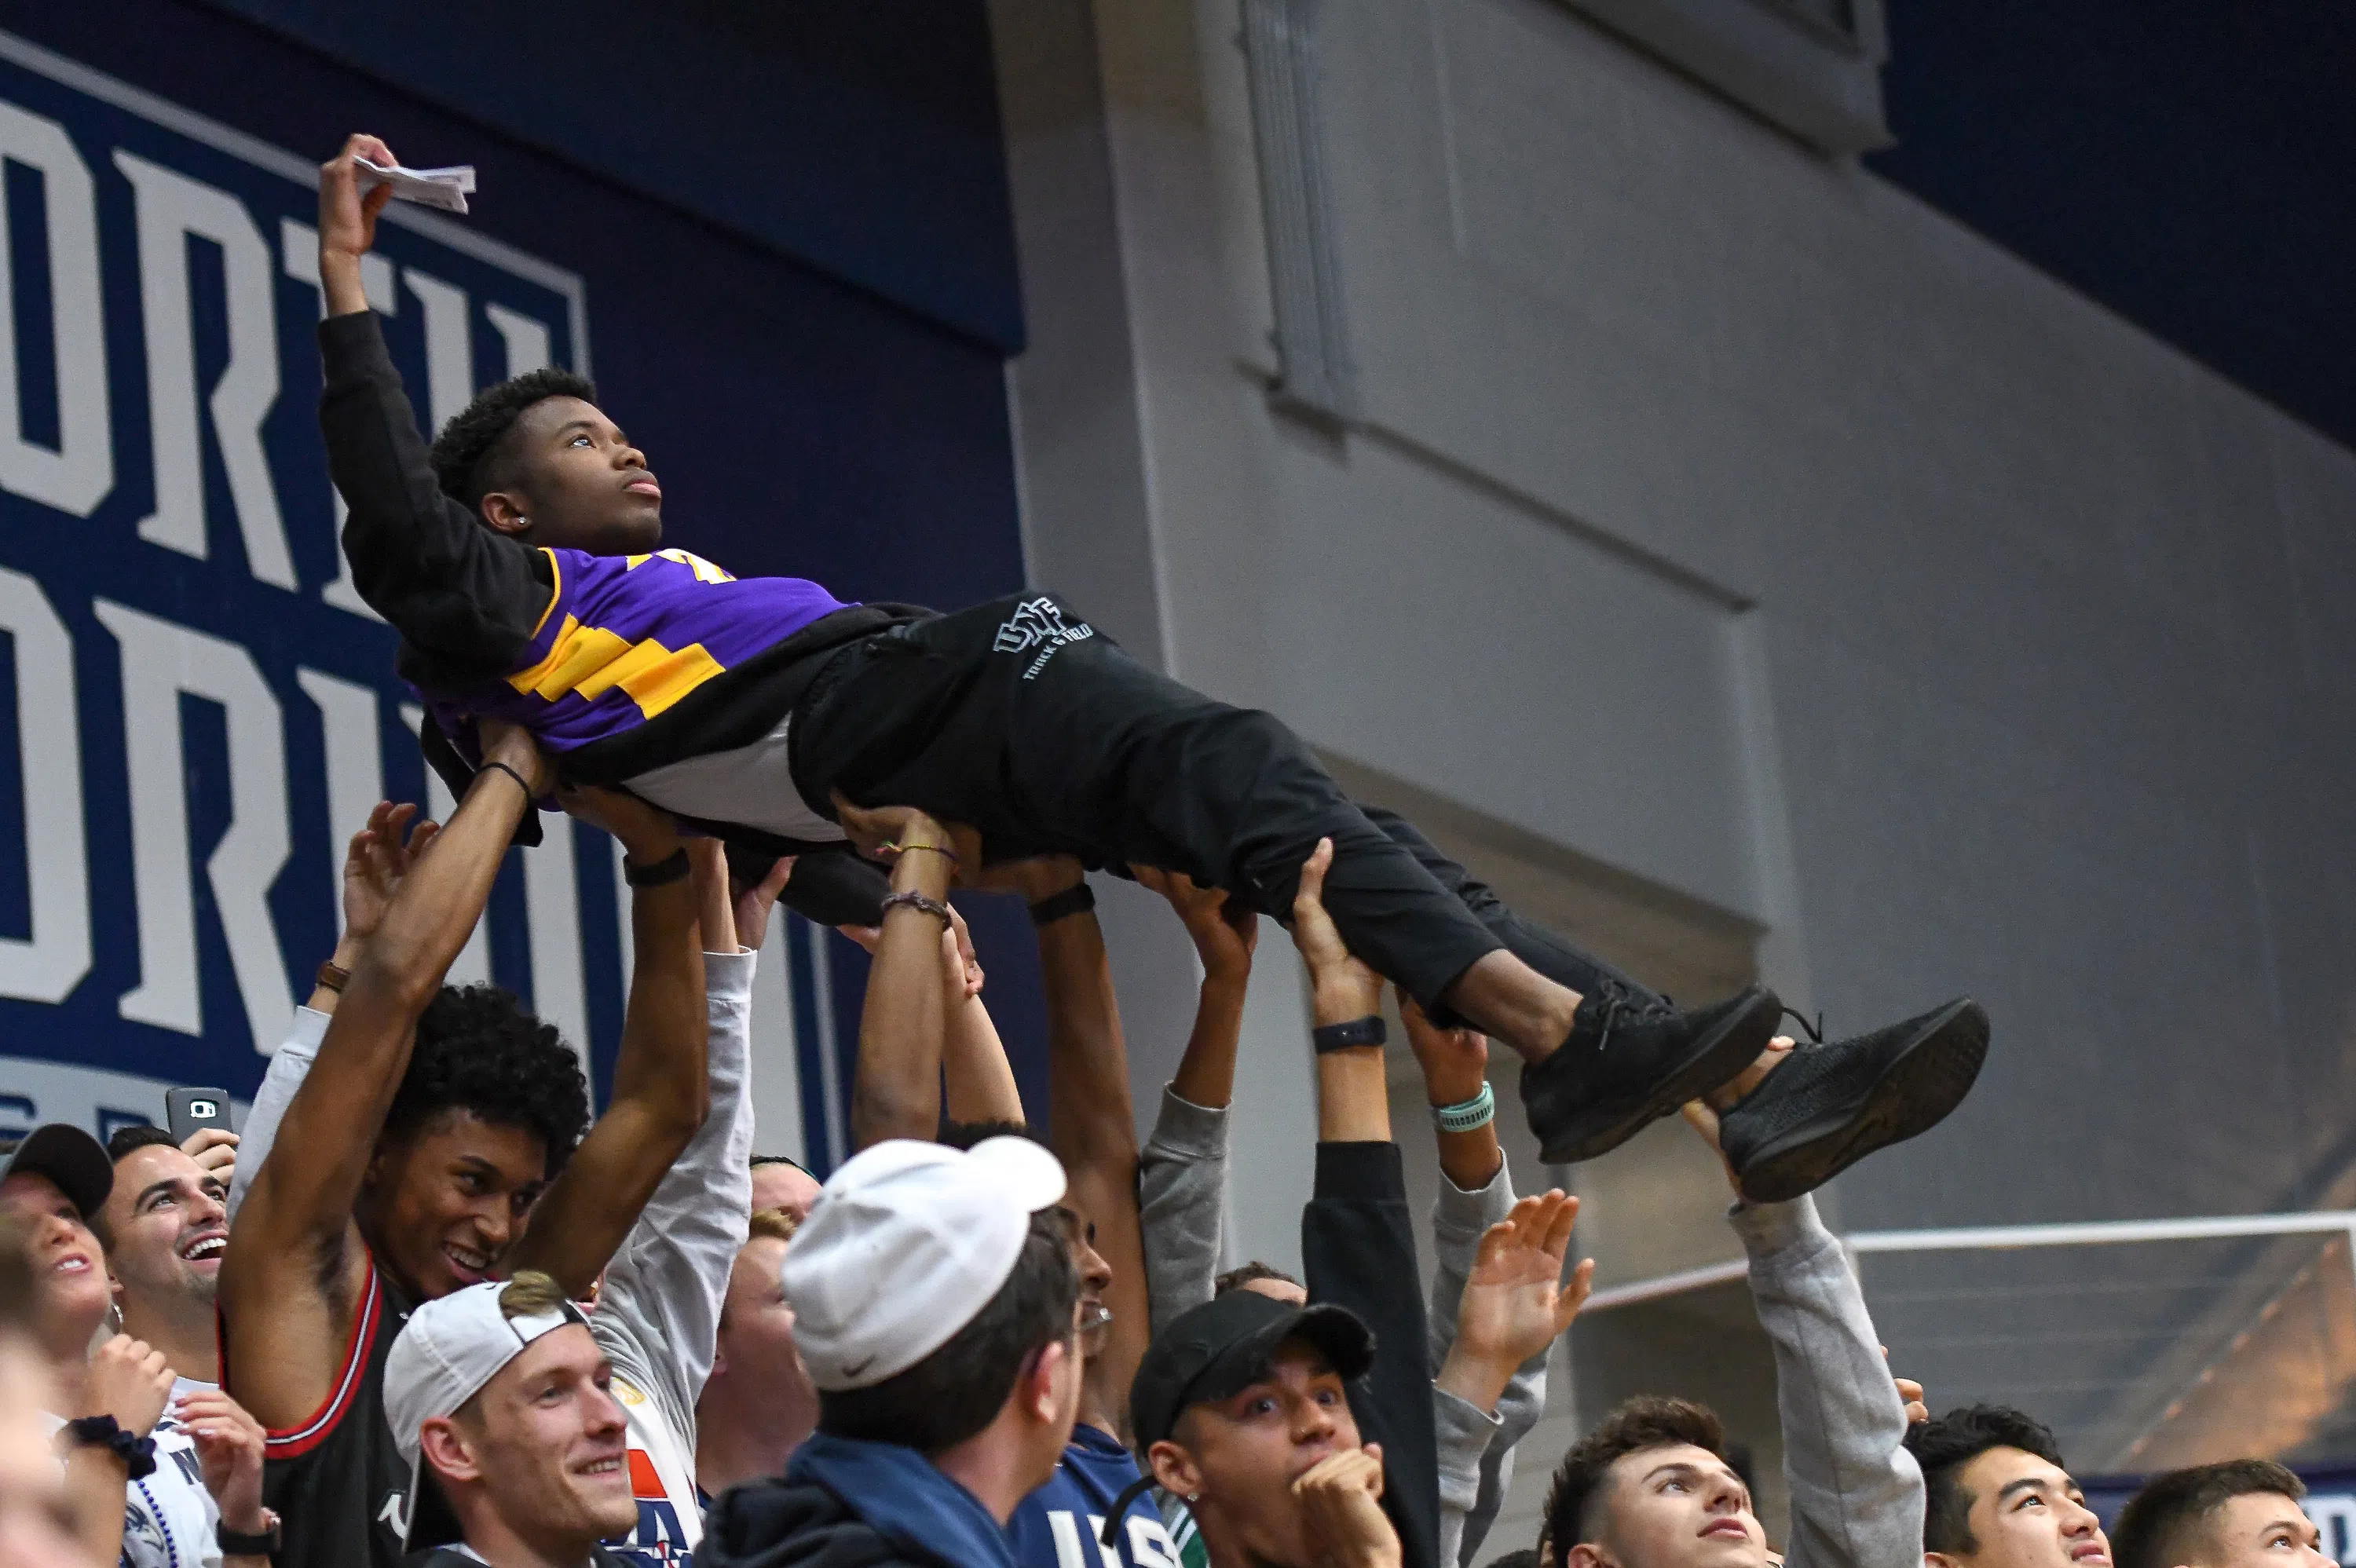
880 890 954 927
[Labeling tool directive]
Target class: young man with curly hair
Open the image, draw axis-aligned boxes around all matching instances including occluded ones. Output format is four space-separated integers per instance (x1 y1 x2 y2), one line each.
310 130 1988 1204
218 724 710 1568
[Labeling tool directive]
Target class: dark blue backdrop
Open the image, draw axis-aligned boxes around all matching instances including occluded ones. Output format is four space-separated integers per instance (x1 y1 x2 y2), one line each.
0 0 1048 1168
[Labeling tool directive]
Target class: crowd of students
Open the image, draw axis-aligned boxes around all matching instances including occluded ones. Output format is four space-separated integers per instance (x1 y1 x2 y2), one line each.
0 757 2335 1568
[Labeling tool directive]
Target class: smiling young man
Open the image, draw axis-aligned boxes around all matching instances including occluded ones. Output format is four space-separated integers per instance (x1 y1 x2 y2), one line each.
97 1129 230 1393
315 126 1986 1202
386 1271 637 1566
1906 1406 2110 1568
218 733 708 1568
2109 1460 2331 1568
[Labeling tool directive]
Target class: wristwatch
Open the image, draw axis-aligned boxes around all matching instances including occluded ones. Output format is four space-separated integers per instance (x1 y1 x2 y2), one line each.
218 1508 282 1555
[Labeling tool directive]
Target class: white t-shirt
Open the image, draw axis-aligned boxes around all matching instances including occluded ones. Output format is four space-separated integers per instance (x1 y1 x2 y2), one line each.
46 1402 222 1568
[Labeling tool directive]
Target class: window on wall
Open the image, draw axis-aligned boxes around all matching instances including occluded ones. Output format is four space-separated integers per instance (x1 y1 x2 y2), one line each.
1556 0 1893 154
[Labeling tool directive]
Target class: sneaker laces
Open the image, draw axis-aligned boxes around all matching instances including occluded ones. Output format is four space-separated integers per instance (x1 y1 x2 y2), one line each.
1780 1006 1825 1046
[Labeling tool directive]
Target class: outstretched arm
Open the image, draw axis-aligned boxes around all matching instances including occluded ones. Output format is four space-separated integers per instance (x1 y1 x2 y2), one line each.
836 795 964 1148
1133 865 1258 1336
1289 840 1442 1568
1682 1062 1926 1568
939 904 1026 1124
507 791 706 1298
222 722 548 1428
315 133 551 671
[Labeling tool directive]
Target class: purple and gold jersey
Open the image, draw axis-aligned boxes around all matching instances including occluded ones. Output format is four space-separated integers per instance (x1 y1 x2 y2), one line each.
419 546 850 752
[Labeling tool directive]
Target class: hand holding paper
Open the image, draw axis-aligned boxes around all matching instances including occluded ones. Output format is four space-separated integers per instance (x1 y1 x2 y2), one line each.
354 156 475 215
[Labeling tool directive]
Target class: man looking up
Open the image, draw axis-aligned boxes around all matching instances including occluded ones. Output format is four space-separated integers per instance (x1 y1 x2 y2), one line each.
2110 1461 2332 1568
97 1128 230 1394
699 1137 1084 1568
1905 1406 2110 1568
383 1271 636 1566
313 130 1986 1200
218 725 708 1568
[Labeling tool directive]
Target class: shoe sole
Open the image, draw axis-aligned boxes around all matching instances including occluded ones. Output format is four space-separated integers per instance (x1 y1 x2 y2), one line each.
1535 987 1784 1164
1732 999 1989 1204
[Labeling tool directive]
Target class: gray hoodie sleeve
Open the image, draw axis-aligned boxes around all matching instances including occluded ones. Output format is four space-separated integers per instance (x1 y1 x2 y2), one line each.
593 946 759 1448
225 1007 331 1223
1139 1085 1228 1340
1427 1159 1549 1567
1732 1194 1924 1568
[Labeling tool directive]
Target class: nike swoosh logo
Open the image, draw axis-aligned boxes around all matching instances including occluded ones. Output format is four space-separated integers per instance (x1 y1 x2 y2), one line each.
842 1355 875 1378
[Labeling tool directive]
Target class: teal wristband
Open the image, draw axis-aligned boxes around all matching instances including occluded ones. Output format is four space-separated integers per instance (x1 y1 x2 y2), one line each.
1431 1082 1495 1134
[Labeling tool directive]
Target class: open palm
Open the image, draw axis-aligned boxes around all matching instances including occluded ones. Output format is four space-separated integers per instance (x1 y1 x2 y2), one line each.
1455 1190 1595 1368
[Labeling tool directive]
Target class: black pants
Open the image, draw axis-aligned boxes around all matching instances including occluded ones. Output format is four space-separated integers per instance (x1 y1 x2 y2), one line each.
793 594 1667 1018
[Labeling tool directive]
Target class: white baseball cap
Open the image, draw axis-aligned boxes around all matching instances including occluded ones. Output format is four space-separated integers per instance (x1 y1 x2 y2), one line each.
382 1279 591 1550
782 1136 1067 1391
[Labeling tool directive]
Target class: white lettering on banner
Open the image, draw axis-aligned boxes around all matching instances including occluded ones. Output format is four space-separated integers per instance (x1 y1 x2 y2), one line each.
485 302 551 375
401 268 473 429
280 217 392 622
2306 1494 2356 1566
294 667 384 936
0 101 110 515
0 567 88 1000
399 701 492 988
96 600 294 1051
112 152 294 587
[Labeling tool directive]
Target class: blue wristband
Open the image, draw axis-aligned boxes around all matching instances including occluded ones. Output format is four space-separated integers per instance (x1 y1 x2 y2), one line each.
1431 1082 1495 1134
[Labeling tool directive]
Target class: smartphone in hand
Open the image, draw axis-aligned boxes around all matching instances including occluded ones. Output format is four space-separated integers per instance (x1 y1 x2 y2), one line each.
164 1087 234 1146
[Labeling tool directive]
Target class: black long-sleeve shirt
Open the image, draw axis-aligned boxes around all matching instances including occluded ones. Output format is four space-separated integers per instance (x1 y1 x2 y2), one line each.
1304 1141 1443 1568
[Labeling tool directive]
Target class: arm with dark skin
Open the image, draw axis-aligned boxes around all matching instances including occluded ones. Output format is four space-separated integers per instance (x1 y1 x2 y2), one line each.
313 132 551 665
503 791 705 1298
220 721 550 1431
982 859 1154 1438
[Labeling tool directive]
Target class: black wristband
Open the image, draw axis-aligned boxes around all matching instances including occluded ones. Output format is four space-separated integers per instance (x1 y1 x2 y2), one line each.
624 847 691 887
218 1511 282 1555
1312 1015 1387 1054
60 1415 156 1479
1028 882 1097 928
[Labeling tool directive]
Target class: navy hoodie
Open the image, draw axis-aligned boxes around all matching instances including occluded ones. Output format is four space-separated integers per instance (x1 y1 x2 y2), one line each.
701 1433 1020 1568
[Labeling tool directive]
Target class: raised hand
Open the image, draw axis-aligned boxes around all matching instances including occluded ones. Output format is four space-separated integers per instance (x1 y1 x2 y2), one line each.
1293 1446 1400 1568
342 800 440 946
556 783 683 867
1290 839 1381 1023
1453 1191 1594 1380
1680 1036 1798 1192
316 133 397 316
730 855 796 954
828 792 975 879
181 1127 238 1185
1399 992 1487 1107
1133 863 1258 981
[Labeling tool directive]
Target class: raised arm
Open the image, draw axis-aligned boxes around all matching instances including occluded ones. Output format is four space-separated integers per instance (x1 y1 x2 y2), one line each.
314 133 551 671
939 904 1026 1124
221 722 547 1427
986 859 1153 1436
1288 839 1441 1568
505 791 706 1299
833 795 964 1148
1683 1062 1926 1568
593 853 788 1446
1132 864 1257 1336
229 801 439 1223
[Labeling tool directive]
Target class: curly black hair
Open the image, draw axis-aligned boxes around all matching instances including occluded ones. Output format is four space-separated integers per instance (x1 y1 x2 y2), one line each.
1905 1405 2069 1555
426 366 599 509
382 985 590 1175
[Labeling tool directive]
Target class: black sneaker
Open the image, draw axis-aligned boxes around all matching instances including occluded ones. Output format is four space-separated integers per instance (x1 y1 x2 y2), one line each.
1521 981 1783 1164
1720 997 1989 1204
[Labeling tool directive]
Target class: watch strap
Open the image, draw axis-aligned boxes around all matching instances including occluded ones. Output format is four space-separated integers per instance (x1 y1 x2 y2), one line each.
1027 882 1097 928
315 959 350 994
218 1509 282 1554
624 847 691 888
1312 1015 1387 1054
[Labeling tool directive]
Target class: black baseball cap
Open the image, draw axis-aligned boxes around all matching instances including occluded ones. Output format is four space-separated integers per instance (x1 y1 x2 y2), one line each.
0 1124 114 1219
1129 1288 1376 1449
